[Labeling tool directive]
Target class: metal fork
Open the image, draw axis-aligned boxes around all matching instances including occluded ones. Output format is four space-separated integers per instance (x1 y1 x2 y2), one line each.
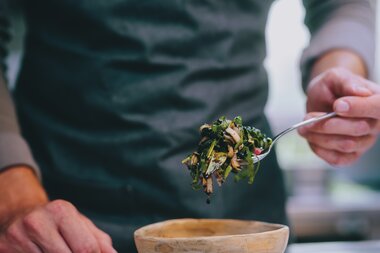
253 112 337 163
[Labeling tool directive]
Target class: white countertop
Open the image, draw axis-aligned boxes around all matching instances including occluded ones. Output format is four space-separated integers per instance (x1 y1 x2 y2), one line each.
288 240 380 253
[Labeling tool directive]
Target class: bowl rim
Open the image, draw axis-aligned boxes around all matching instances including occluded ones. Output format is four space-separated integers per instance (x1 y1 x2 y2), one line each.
134 218 289 242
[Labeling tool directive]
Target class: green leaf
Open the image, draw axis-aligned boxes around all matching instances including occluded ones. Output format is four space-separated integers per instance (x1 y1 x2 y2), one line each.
224 165 232 179
181 156 191 165
233 116 242 126
207 140 216 158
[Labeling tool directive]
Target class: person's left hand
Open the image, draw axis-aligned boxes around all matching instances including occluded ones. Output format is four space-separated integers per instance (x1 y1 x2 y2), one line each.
298 67 380 166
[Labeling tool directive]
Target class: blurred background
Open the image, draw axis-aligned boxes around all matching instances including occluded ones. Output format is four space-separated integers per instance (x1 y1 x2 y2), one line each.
5 0 380 250
265 0 380 248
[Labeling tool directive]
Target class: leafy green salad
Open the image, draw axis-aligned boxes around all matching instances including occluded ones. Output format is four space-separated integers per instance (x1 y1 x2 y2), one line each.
182 116 272 203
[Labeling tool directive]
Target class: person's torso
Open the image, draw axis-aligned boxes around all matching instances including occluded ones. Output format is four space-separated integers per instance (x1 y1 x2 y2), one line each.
14 0 286 251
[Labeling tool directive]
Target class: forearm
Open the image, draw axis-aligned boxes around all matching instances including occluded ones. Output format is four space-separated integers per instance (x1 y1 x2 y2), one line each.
0 75 42 180
310 49 367 79
301 0 375 89
0 166 48 230
0 2 41 179
0 2 48 231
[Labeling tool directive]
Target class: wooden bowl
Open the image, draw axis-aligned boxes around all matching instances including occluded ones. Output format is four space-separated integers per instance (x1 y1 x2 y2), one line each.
134 218 289 253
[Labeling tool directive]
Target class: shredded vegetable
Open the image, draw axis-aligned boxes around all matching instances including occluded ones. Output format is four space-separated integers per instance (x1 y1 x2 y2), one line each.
182 116 272 203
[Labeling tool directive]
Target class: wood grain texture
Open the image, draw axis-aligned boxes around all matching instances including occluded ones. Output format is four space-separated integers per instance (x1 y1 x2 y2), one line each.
134 219 289 253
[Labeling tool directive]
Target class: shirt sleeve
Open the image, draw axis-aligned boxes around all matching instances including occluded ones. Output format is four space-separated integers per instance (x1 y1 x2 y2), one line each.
301 0 376 90
0 2 41 179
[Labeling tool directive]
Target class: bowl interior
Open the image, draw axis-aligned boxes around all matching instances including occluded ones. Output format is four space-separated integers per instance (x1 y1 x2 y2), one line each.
136 219 285 239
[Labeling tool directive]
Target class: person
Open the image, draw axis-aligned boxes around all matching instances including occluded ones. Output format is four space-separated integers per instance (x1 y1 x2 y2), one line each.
0 0 378 252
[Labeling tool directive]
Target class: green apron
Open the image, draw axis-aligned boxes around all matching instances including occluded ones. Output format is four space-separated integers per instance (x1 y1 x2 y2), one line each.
15 0 286 251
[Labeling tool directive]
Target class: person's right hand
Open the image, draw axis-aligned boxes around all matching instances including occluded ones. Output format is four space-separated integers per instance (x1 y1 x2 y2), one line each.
0 199 117 253
298 67 380 166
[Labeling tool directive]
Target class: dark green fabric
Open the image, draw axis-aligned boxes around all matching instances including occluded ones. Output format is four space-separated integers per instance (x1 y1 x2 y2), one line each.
14 0 287 251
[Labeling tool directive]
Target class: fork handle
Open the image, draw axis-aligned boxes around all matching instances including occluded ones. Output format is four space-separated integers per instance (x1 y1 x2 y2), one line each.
292 112 337 129
273 112 337 143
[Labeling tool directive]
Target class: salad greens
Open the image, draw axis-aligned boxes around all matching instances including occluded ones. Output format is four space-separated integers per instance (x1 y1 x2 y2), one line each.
182 116 272 203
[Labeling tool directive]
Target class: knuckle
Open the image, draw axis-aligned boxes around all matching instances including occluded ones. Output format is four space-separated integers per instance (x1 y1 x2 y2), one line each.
324 67 345 81
76 242 98 253
102 233 112 244
23 213 41 233
5 225 22 244
47 199 76 216
325 67 356 90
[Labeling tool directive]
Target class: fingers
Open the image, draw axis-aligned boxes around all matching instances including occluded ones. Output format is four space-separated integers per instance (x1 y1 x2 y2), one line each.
0 210 68 253
0 200 117 253
309 144 361 166
334 94 380 120
22 209 72 253
46 200 102 253
81 215 116 253
306 67 374 112
299 132 376 154
0 219 43 253
46 200 116 253
298 111 378 166
304 68 380 165
299 116 376 137
309 67 373 97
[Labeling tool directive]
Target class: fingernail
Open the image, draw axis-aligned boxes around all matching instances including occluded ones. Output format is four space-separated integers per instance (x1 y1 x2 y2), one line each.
335 100 349 112
112 249 118 253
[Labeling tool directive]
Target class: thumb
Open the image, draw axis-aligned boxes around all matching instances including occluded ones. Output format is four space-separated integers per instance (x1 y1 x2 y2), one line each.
334 94 380 119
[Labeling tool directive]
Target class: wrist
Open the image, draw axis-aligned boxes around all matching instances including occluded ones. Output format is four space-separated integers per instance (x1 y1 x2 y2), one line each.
310 49 367 80
0 166 48 229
